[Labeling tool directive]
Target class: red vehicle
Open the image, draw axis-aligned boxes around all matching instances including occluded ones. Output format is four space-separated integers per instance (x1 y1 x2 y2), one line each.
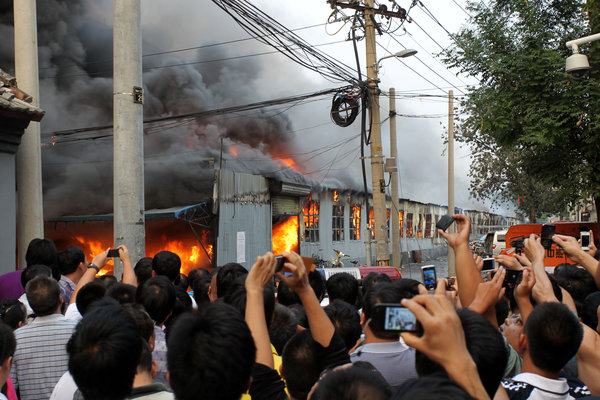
501 221 599 267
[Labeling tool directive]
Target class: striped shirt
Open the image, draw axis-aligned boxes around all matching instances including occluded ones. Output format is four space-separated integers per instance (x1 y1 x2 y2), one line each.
10 313 78 400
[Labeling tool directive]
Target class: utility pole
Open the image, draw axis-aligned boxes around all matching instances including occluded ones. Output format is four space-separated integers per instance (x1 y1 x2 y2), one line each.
447 90 456 276
113 0 145 278
365 0 389 266
389 88 401 270
14 0 43 268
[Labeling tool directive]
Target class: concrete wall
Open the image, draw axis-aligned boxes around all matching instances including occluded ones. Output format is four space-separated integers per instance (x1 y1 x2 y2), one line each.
0 153 16 274
215 170 271 270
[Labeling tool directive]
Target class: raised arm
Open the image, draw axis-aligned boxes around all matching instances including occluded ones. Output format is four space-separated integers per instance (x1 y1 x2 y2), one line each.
553 234 600 289
70 249 109 305
439 215 481 308
117 245 138 286
245 252 277 368
467 268 505 328
277 251 335 347
401 294 490 400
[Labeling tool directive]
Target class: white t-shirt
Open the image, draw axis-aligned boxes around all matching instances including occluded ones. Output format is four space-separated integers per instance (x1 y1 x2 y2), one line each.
49 371 78 400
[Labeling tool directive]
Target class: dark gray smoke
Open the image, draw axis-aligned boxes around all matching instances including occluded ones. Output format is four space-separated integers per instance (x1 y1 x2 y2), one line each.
2 0 344 218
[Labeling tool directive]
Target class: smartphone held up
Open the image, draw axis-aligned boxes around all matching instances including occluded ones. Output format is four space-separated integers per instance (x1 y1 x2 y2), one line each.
372 303 419 333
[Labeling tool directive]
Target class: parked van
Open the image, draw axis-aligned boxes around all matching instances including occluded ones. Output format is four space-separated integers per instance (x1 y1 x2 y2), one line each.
484 230 507 256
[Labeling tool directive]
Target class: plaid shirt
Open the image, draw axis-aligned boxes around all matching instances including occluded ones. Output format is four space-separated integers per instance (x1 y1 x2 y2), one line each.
10 314 77 400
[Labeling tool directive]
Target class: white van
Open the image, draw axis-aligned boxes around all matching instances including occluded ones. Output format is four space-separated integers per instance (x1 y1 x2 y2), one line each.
484 230 508 256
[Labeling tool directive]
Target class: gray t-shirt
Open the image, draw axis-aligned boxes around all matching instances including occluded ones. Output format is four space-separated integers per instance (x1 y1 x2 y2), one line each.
350 340 418 388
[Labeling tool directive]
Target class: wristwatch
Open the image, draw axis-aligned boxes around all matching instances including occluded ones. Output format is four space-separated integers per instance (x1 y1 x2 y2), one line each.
87 263 100 273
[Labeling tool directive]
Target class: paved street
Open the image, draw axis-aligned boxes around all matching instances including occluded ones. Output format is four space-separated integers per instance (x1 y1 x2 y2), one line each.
400 255 449 281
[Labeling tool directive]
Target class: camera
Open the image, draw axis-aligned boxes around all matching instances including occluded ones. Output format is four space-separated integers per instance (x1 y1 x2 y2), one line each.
436 214 455 231
421 265 436 291
581 231 591 250
274 255 287 272
565 53 590 78
107 249 120 258
541 224 555 250
482 258 495 271
372 303 419 332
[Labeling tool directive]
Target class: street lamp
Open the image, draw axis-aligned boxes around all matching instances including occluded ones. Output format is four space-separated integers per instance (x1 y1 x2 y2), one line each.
565 32 600 77
374 49 418 74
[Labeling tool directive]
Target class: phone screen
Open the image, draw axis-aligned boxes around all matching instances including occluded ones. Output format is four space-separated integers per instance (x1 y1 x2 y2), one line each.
374 304 418 332
422 266 436 290
581 232 591 248
482 258 495 271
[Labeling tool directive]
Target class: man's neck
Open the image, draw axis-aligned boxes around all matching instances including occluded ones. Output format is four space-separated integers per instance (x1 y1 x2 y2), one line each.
364 327 399 344
64 272 82 285
133 372 154 388
521 352 560 380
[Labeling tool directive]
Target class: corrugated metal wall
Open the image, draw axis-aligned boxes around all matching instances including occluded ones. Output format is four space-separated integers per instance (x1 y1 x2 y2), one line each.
215 170 271 270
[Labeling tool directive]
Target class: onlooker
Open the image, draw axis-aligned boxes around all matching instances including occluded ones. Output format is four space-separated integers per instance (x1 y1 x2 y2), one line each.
136 276 175 386
67 304 142 400
18 264 52 317
10 276 78 400
134 257 153 287
56 246 87 305
326 272 359 306
0 322 16 400
350 282 418 388
129 341 173 399
152 251 181 283
0 300 26 330
25 238 59 281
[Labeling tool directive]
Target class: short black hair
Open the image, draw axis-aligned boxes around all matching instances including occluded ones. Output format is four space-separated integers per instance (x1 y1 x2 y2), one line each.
20 264 51 289
97 275 118 289
67 304 142 400
167 303 256 400
495 297 510 327
187 268 210 289
326 273 359 305
25 238 58 273
0 321 16 365
137 339 153 374
312 365 392 400
57 246 85 275
192 274 212 307
0 299 27 330
324 299 361 351
582 291 600 330
363 282 415 340
269 303 298 355
174 273 189 291
134 257 153 287
223 276 275 329
26 276 61 316
277 281 300 306
524 302 583 373
361 272 392 297
164 286 194 331
282 330 322 400
309 271 327 301
216 263 248 298
415 309 507 398
76 281 107 316
152 251 181 282
123 303 154 343
136 276 176 325
553 263 597 303
106 283 137 305
392 373 473 400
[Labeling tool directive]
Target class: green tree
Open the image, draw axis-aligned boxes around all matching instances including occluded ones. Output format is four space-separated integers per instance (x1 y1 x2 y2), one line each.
444 0 600 220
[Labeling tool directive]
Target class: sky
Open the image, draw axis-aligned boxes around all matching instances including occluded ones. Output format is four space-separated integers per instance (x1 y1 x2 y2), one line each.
2 0 518 217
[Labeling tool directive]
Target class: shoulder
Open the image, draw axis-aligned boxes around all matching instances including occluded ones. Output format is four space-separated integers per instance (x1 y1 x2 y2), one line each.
501 378 535 400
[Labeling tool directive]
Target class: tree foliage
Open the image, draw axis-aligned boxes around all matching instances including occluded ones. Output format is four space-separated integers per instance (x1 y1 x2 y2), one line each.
444 0 600 219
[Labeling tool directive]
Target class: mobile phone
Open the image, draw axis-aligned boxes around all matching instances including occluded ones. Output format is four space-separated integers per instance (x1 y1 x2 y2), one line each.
421 265 436 291
107 249 120 258
503 269 523 288
372 303 418 332
274 255 286 272
541 224 556 250
482 258 495 271
436 214 455 231
581 231 591 250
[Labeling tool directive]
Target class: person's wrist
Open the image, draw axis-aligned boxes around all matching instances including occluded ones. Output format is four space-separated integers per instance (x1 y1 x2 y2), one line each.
87 263 100 273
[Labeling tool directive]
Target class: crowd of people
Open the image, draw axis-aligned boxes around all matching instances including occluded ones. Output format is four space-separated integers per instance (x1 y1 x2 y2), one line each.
1 214 600 399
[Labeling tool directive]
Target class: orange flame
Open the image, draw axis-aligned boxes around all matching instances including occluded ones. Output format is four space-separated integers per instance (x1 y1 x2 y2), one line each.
333 190 339 203
74 236 112 276
351 205 361 240
303 201 319 227
272 216 299 254
368 208 374 238
399 211 404 238
230 146 239 156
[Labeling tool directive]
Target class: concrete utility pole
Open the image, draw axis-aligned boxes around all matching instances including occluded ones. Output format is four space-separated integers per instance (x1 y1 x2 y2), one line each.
14 0 43 268
389 88 401 270
113 0 145 277
365 0 390 266
447 90 456 276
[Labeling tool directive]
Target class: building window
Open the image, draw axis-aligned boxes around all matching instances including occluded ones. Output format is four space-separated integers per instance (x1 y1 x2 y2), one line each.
417 214 423 238
368 208 374 239
386 209 391 238
332 204 344 242
399 211 404 238
349 204 361 240
425 214 432 238
406 213 413 238
302 201 319 243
